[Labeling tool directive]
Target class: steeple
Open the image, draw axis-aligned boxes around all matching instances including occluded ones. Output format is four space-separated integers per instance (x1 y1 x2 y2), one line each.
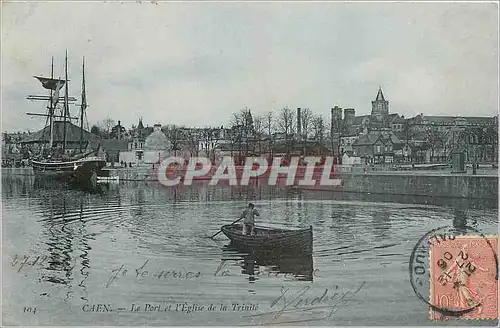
375 86 385 101
137 117 145 140
371 86 389 119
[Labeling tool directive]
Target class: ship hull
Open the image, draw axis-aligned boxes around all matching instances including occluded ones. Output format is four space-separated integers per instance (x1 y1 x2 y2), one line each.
31 157 106 186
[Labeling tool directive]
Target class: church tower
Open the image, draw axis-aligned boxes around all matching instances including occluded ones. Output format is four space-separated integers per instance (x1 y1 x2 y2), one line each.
371 87 389 120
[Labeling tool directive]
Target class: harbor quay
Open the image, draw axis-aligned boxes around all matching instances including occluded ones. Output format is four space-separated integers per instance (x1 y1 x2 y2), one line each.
3 164 497 200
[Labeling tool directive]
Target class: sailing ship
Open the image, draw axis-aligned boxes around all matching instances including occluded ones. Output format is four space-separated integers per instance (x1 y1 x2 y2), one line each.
25 52 106 186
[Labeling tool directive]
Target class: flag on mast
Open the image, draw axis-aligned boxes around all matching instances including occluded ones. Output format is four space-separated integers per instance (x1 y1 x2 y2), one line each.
34 76 66 90
52 81 64 106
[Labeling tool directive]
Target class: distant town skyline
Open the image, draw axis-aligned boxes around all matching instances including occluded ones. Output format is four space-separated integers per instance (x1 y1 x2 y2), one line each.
2 2 498 133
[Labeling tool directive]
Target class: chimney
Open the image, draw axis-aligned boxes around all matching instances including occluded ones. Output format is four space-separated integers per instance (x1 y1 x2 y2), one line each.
118 120 122 140
330 108 334 132
331 106 343 132
297 108 302 139
344 108 355 127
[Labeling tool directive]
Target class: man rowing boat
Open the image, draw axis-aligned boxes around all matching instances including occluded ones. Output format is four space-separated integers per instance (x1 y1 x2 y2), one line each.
240 203 260 236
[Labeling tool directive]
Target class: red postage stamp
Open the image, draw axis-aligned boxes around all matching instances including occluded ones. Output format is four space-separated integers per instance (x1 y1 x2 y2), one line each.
429 235 498 320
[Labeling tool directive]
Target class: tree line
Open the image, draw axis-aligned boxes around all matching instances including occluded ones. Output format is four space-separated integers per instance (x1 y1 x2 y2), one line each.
90 107 336 157
90 107 498 161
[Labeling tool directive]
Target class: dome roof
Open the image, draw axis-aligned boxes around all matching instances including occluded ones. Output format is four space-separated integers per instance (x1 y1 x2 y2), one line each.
145 125 170 150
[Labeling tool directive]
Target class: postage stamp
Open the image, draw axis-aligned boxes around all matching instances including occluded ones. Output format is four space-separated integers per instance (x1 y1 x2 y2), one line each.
429 235 498 320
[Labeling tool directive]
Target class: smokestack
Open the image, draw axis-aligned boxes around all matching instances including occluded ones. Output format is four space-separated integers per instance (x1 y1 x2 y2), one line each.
297 108 302 139
331 106 343 133
344 108 355 127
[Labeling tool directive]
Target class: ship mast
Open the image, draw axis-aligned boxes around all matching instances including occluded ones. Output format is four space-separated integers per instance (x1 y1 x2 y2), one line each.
63 50 69 152
27 55 78 153
80 57 87 152
49 57 55 149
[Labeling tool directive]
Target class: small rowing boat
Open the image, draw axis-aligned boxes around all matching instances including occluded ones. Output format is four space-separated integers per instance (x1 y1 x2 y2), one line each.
220 224 313 254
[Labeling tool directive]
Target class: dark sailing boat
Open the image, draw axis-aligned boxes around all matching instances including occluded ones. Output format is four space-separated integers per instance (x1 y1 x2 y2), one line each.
25 53 106 185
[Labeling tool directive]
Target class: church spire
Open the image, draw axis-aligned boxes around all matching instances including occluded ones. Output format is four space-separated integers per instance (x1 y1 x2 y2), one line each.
376 86 385 101
371 86 389 118
137 117 145 139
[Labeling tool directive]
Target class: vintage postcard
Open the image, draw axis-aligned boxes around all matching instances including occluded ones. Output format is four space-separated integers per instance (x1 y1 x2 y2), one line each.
1 1 498 326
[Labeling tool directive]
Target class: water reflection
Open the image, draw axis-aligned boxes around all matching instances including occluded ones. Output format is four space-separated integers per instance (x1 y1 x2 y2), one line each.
43 198 75 286
331 205 357 240
130 188 146 217
1 175 34 198
36 190 92 301
33 175 110 195
452 208 471 234
76 203 91 302
370 209 392 239
2 174 498 326
222 245 314 282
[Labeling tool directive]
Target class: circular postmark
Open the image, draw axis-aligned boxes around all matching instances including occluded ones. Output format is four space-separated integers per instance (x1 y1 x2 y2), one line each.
409 225 498 318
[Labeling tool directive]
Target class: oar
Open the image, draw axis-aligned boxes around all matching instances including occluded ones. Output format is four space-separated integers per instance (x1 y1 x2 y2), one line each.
210 217 243 239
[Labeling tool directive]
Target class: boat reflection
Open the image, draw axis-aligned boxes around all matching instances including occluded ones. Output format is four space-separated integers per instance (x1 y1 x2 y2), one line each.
33 175 111 194
35 190 92 301
222 244 314 282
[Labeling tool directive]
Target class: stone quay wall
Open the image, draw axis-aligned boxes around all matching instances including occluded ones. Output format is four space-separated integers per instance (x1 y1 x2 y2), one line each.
330 173 497 200
1 166 497 200
1 167 35 176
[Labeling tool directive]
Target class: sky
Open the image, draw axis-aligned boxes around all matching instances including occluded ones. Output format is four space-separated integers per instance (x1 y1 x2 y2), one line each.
1 1 498 133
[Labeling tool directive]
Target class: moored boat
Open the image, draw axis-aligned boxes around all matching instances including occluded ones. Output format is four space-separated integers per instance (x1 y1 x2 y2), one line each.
220 224 313 254
31 156 106 184
23 53 105 187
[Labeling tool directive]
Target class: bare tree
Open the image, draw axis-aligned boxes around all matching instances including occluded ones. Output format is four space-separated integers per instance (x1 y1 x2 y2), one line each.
300 108 314 139
183 128 200 157
276 107 295 156
424 125 445 163
253 115 265 155
312 114 325 155
230 113 244 157
300 108 314 155
163 124 182 156
242 108 254 155
227 126 240 158
263 111 275 155
97 117 115 138
326 119 336 157
231 108 254 156
200 127 221 163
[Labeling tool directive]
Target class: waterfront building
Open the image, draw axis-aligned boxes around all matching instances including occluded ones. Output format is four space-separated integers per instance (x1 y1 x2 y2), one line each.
127 118 148 151
2 132 28 166
332 86 497 164
339 135 359 156
110 121 127 140
352 129 402 164
100 139 129 164
120 123 170 165
332 87 406 138
19 121 103 162
404 114 498 163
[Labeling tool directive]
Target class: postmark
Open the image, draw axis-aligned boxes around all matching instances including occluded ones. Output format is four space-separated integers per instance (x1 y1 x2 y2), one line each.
409 225 498 320
429 235 498 320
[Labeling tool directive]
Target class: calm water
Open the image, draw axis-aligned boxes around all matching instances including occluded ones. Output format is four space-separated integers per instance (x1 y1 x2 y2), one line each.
2 175 498 326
